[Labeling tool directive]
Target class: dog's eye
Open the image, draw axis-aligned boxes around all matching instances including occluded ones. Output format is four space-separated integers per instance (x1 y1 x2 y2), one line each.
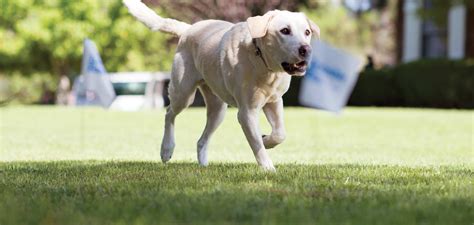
305 29 311 36
280 28 291 35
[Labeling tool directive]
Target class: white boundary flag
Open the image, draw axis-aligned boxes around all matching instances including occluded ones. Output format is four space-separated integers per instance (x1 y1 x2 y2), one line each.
74 39 116 108
299 40 362 113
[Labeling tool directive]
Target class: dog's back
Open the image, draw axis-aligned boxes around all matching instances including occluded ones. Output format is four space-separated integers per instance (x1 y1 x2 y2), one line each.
123 0 236 83
181 20 234 78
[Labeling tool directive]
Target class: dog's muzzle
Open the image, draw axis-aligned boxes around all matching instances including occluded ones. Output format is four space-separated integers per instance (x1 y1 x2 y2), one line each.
281 61 307 75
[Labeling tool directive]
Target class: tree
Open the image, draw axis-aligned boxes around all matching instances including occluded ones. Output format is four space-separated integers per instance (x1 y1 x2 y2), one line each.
0 0 175 78
418 0 474 26
145 0 302 22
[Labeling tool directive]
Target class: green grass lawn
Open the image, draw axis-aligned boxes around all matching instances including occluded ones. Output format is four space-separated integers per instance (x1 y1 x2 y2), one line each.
0 106 473 225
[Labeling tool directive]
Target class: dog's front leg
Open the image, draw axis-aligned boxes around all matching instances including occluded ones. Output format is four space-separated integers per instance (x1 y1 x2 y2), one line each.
237 108 276 171
262 98 286 149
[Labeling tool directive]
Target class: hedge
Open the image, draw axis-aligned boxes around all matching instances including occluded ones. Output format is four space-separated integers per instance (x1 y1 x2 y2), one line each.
282 59 474 109
349 59 474 108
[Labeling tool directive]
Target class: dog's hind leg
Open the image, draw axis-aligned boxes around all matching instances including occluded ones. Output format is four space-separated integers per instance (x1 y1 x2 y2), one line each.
196 84 227 166
161 51 199 163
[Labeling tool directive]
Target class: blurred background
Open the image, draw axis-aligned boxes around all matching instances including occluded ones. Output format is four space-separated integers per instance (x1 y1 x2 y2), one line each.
0 0 473 109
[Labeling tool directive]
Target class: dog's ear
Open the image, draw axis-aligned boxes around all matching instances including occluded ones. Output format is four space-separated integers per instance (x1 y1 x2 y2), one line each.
247 12 275 38
306 17 320 38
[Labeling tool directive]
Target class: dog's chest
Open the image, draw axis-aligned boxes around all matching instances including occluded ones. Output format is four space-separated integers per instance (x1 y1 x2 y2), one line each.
258 73 291 102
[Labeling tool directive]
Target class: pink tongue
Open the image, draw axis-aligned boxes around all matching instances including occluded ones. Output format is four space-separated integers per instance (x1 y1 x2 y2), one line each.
296 61 306 67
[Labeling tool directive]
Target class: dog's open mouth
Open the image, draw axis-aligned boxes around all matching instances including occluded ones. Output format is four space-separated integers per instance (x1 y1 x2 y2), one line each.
281 61 307 75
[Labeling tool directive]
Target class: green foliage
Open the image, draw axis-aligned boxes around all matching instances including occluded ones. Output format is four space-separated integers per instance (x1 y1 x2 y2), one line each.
395 60 474 107
3 72 57 104
349 59 474 108
0 0 174 77
301 0 397 63
302 5 374 55
418 0 474 26
349 68 401 106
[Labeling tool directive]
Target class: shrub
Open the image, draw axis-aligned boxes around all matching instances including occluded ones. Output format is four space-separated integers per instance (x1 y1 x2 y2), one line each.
283 76 303 106
349 68 402 106
0 73 58 104
348 59 474 109
393 59 474 108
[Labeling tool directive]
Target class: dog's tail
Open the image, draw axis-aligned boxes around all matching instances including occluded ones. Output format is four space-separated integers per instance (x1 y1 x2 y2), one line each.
123 0 191 37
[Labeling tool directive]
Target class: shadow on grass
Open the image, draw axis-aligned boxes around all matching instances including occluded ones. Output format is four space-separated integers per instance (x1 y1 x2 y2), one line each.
0 161 472 225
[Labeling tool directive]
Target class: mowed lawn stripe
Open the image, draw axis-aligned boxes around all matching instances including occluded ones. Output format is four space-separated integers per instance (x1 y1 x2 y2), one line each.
0 106 472 224
0 162 472 225
1 106 472 166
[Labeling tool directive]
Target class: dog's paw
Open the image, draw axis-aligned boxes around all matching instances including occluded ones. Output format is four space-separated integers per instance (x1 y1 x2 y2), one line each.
262 135 273 149
261 163 276 172
160 144 175 163
262 134 284 149
198 153 208 167
258 157 276 172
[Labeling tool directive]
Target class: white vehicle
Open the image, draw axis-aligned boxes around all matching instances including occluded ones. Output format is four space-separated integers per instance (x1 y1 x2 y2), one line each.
109 72 170 111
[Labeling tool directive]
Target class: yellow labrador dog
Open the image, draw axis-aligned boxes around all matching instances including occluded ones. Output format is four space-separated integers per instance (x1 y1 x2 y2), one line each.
124 0 320 171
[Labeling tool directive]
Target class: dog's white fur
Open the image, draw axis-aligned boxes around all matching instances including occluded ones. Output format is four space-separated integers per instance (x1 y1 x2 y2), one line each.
123 0 320 171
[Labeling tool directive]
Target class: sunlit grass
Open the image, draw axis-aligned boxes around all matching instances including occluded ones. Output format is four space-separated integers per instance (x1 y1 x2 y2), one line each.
0 106 472 224
1 106 472 166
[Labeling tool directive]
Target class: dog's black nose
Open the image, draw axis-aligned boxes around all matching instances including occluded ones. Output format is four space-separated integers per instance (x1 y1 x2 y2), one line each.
298 45 311 57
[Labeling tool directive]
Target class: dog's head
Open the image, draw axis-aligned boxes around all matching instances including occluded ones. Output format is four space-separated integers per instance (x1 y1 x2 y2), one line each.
247 10 320 76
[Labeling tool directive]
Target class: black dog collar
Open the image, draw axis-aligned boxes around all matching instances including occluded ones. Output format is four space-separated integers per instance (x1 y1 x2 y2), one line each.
252 39 272 72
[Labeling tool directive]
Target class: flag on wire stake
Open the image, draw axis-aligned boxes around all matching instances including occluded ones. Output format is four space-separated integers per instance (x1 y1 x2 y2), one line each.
74 38 116 108
299 40 362 114
82 39 108 75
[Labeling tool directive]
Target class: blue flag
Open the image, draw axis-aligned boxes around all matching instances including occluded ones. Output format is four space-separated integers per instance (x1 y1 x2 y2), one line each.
82 39 107 75
299 40 362 113
74 39 116 107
